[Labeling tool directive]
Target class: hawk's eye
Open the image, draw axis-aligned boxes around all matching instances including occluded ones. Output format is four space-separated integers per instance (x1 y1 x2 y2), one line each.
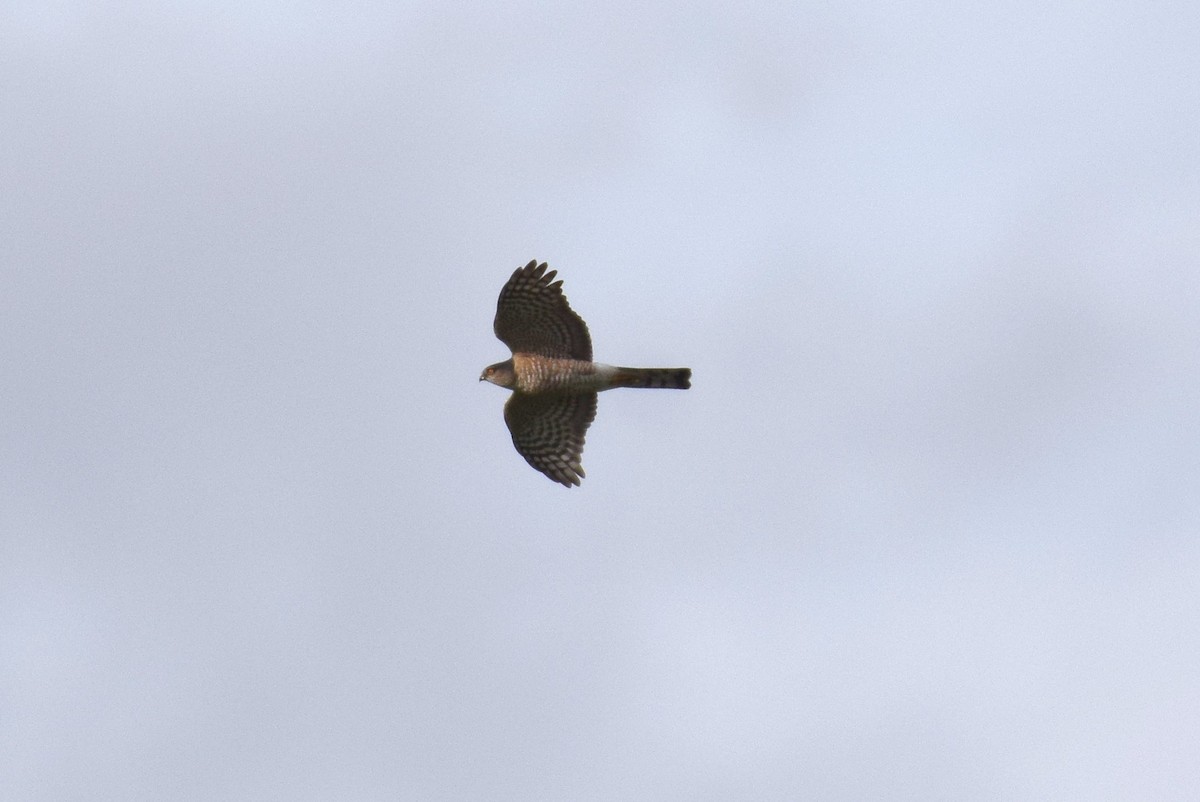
487 367 494 376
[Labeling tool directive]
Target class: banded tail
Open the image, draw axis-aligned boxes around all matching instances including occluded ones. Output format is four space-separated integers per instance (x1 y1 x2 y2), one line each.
611 367 691 390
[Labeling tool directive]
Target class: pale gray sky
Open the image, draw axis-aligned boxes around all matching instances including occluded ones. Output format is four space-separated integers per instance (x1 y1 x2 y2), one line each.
3 2 1199 799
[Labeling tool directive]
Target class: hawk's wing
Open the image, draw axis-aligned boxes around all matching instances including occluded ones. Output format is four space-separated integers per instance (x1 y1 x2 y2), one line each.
503 391 597 487
494 260 592 360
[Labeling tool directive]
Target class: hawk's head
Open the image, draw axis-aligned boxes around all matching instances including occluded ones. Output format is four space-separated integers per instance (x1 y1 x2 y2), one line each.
480 359 516 388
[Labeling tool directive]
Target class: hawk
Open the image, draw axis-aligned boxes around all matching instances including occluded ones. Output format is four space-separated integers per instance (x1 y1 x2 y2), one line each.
481 260 691 487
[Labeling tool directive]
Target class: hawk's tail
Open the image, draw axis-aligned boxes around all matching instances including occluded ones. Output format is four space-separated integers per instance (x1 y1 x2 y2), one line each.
612 367 691 390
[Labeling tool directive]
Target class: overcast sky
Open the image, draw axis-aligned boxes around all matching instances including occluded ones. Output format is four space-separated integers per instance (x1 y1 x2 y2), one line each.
3 2 1199 799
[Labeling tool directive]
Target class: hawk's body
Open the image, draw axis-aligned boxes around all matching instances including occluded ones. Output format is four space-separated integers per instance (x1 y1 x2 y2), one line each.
481 260 690 487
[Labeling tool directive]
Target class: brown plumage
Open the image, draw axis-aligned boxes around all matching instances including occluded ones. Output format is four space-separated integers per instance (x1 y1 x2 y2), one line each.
481 260 690 487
